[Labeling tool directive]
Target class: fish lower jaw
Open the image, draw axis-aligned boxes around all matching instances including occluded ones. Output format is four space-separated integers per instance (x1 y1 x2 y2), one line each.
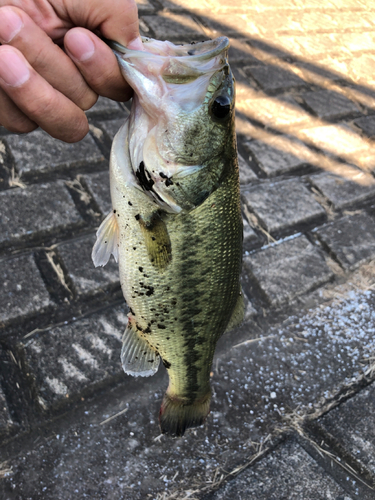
159 390 211 437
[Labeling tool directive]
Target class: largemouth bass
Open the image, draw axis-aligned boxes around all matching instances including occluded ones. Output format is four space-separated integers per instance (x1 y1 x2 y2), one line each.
92 36 243 437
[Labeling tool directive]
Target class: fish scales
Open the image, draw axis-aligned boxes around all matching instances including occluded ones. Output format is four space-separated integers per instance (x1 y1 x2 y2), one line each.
93 36 243 436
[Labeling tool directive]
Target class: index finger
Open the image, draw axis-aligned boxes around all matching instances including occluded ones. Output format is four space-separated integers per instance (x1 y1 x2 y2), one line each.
62 0 143 48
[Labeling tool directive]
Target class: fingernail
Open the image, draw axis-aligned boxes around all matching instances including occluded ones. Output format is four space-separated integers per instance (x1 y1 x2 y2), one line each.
0 49 30 87
127 37 144 51
0 7 23 43
65 30 95 62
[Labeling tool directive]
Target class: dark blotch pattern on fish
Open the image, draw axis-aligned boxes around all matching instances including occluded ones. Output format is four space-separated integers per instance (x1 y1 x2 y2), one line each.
136 161 154 191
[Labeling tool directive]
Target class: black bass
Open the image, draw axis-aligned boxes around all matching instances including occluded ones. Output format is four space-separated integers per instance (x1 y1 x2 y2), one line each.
92 36 243 436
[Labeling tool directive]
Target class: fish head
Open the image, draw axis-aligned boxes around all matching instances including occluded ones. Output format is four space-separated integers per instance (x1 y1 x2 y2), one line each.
111 36 237 213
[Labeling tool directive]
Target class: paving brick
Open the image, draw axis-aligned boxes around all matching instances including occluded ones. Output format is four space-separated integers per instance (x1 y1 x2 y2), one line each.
0 139 11 191
237 95 309 129
5 130 104 177
315 213 375 270
238 152 257 185
20 306 128 411
57 234 119 297
299 124 370 160
242 216 260 251
242 179 326 238
0 384 13 436
242 290 257 320
215 0 321 10
97 118 127 142
245 64 307 93
319 382 375 477
213 284 375 450
0 182 83 248
82 171 112 215
3 284 375 498
141 13 206 40
314 55 375 89
309 171 375 210
301 90 360 120
271 32 375 60
231 66 256 101
0 253 52 326
228 39 261 64
254 9 375 35
136 0 155 13
85 96 124 118
242 137 314 177
213 439 350 499
342 54 375 88
243 235 333 306
158 0 213 11
354 115 375 138
198 12 262 38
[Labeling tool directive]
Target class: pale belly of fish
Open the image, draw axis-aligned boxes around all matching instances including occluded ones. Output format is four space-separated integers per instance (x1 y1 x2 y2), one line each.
92 36 244 437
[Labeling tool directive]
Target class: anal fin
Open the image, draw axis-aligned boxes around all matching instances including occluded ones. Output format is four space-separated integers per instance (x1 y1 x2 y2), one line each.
121 319 160 377
225 290 245 333
92 211 119 267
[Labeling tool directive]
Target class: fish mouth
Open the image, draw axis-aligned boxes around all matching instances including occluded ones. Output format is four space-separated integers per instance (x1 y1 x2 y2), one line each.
104 36 229 62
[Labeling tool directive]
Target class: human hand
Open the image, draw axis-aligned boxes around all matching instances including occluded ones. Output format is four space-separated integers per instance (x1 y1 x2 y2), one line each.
0 0 142 142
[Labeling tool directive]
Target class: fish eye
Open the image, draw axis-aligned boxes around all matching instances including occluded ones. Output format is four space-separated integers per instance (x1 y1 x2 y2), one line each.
211 95 231 119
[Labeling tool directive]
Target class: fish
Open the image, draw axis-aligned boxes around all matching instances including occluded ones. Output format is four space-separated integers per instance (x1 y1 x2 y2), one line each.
92 36 243 437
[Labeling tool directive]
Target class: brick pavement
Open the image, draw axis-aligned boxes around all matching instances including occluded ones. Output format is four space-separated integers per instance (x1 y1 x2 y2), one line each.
1 0 375 498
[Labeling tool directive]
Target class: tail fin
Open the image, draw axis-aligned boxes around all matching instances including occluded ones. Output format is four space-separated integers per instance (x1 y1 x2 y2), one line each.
159 392 211 437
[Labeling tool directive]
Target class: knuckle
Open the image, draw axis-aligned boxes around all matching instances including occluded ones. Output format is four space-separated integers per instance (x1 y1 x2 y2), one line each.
76 90 98 111
26 91 56 118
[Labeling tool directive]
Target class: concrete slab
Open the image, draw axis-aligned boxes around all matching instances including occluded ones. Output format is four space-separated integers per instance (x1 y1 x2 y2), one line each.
2 280 375 498
212 439 352 500
0 383 14 437
319 382 375 477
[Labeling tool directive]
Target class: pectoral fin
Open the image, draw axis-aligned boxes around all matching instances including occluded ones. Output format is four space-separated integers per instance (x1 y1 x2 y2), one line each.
138 213 172 271
92 212 120 267
121 319 160 377
225 290 245 333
